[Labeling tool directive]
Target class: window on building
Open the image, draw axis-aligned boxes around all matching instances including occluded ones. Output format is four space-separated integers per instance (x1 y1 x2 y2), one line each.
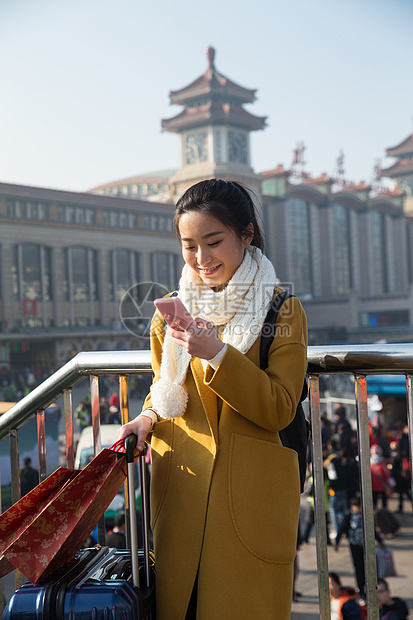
119 212 128 228
6 199 49 220
407 222 413 284
12 244 52 301
288 198 312 296
64 247 98 302
370 210 387 295
85 209 95 225
57 205 96 225
152 252 179 291
332 203 351 295
143 213 173 232
72 248 88 301
102 210 138 229
109 250 140 301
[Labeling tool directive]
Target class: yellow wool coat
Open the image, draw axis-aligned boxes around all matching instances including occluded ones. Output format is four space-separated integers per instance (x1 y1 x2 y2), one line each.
143 288 308 620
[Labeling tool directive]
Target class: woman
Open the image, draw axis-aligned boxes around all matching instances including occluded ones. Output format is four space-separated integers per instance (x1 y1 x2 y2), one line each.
371 445 394 510
118 179 308 619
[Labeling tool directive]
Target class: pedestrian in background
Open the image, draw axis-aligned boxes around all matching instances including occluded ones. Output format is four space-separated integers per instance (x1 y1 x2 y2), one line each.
329 572 363 620
20 457 39 496
105 513 127 549
377 578 409 619
335 495 385 605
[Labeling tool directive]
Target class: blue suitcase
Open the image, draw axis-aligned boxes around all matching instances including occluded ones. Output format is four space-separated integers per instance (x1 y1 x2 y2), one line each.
3 436 155 620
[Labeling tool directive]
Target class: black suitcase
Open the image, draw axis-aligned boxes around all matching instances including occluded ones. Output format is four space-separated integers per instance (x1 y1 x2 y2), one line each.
3 435 155 619
374 508 400 536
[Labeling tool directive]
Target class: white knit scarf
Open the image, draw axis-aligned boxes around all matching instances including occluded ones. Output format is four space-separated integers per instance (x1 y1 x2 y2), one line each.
150 246 277 419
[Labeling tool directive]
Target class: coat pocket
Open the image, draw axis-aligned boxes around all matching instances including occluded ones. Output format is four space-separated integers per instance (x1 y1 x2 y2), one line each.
228 433 300 563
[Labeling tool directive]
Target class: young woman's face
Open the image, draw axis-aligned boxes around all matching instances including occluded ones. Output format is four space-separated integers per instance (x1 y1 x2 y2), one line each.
178 211 252 290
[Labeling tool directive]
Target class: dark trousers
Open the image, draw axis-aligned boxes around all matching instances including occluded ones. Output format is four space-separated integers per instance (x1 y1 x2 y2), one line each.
350 544 365 597
372 490 388 510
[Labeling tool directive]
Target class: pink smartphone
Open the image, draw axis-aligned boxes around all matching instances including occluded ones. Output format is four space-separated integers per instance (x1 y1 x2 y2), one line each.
154 297 196 330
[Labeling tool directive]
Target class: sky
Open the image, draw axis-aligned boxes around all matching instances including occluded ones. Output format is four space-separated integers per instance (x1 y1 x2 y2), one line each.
1 0 413 194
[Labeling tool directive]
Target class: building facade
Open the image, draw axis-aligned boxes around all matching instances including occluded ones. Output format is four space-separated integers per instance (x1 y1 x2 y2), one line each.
1 49 413 376
261 169 413 343
0 183 181 371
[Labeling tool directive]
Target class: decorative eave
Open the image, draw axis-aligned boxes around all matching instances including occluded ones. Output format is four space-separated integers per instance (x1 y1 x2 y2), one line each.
302 173 333 187
169 47 257 106
381 158 413 178
161 101 267 133
260 165 290 179
386 133 413 158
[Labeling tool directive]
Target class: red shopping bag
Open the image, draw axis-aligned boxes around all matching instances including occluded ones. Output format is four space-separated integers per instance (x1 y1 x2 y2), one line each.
4 442 131 583
0 467 76 578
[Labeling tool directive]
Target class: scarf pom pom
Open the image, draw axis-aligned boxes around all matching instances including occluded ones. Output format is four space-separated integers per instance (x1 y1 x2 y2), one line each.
151 379 189 419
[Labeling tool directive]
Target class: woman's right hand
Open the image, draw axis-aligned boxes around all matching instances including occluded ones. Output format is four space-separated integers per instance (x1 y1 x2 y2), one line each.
117 415 152 452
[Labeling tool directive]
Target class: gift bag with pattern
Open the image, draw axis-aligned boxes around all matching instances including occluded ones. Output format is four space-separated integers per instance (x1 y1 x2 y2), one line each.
4 444 128 583
0 467 76 578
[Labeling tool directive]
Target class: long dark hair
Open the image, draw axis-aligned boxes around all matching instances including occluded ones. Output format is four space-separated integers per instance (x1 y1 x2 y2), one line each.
174 179 265 252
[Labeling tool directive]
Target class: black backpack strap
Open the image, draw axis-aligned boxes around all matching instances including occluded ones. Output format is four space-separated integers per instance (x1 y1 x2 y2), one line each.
260 291 308 402
259 290 293 370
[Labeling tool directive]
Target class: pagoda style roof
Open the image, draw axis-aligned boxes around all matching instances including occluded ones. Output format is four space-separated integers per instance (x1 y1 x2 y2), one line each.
169 47 257 106
162 100 266 133
162 48 267 133
386 133 413 158
381 158 413 178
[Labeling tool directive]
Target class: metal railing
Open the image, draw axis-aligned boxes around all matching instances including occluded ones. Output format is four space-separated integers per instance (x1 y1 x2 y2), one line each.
1 344 412 619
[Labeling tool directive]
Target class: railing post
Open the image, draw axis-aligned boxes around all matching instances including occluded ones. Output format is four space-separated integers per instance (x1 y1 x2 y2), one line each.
406 374 413 510
90 376 101 455
9 430 24 590
64 389 75 469
309 375 331 620
355 375 379 619
37 409 46 481
0 461 3 616
90 375 105 545
9 430 20 506
119 375 132 548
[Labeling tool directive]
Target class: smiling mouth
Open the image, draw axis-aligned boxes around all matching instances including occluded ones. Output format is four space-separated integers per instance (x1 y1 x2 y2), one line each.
199 265 221 275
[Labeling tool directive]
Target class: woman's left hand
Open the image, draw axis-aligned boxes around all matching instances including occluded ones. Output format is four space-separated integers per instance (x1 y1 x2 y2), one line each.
167 315 224 360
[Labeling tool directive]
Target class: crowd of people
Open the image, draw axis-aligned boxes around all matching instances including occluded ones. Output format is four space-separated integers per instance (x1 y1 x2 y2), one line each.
73 375 153 431
301 403 411 617
1 365 52 402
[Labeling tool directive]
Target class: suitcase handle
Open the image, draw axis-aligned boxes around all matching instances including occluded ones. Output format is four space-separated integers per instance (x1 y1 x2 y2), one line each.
125 433 138 463
124 434 152 590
